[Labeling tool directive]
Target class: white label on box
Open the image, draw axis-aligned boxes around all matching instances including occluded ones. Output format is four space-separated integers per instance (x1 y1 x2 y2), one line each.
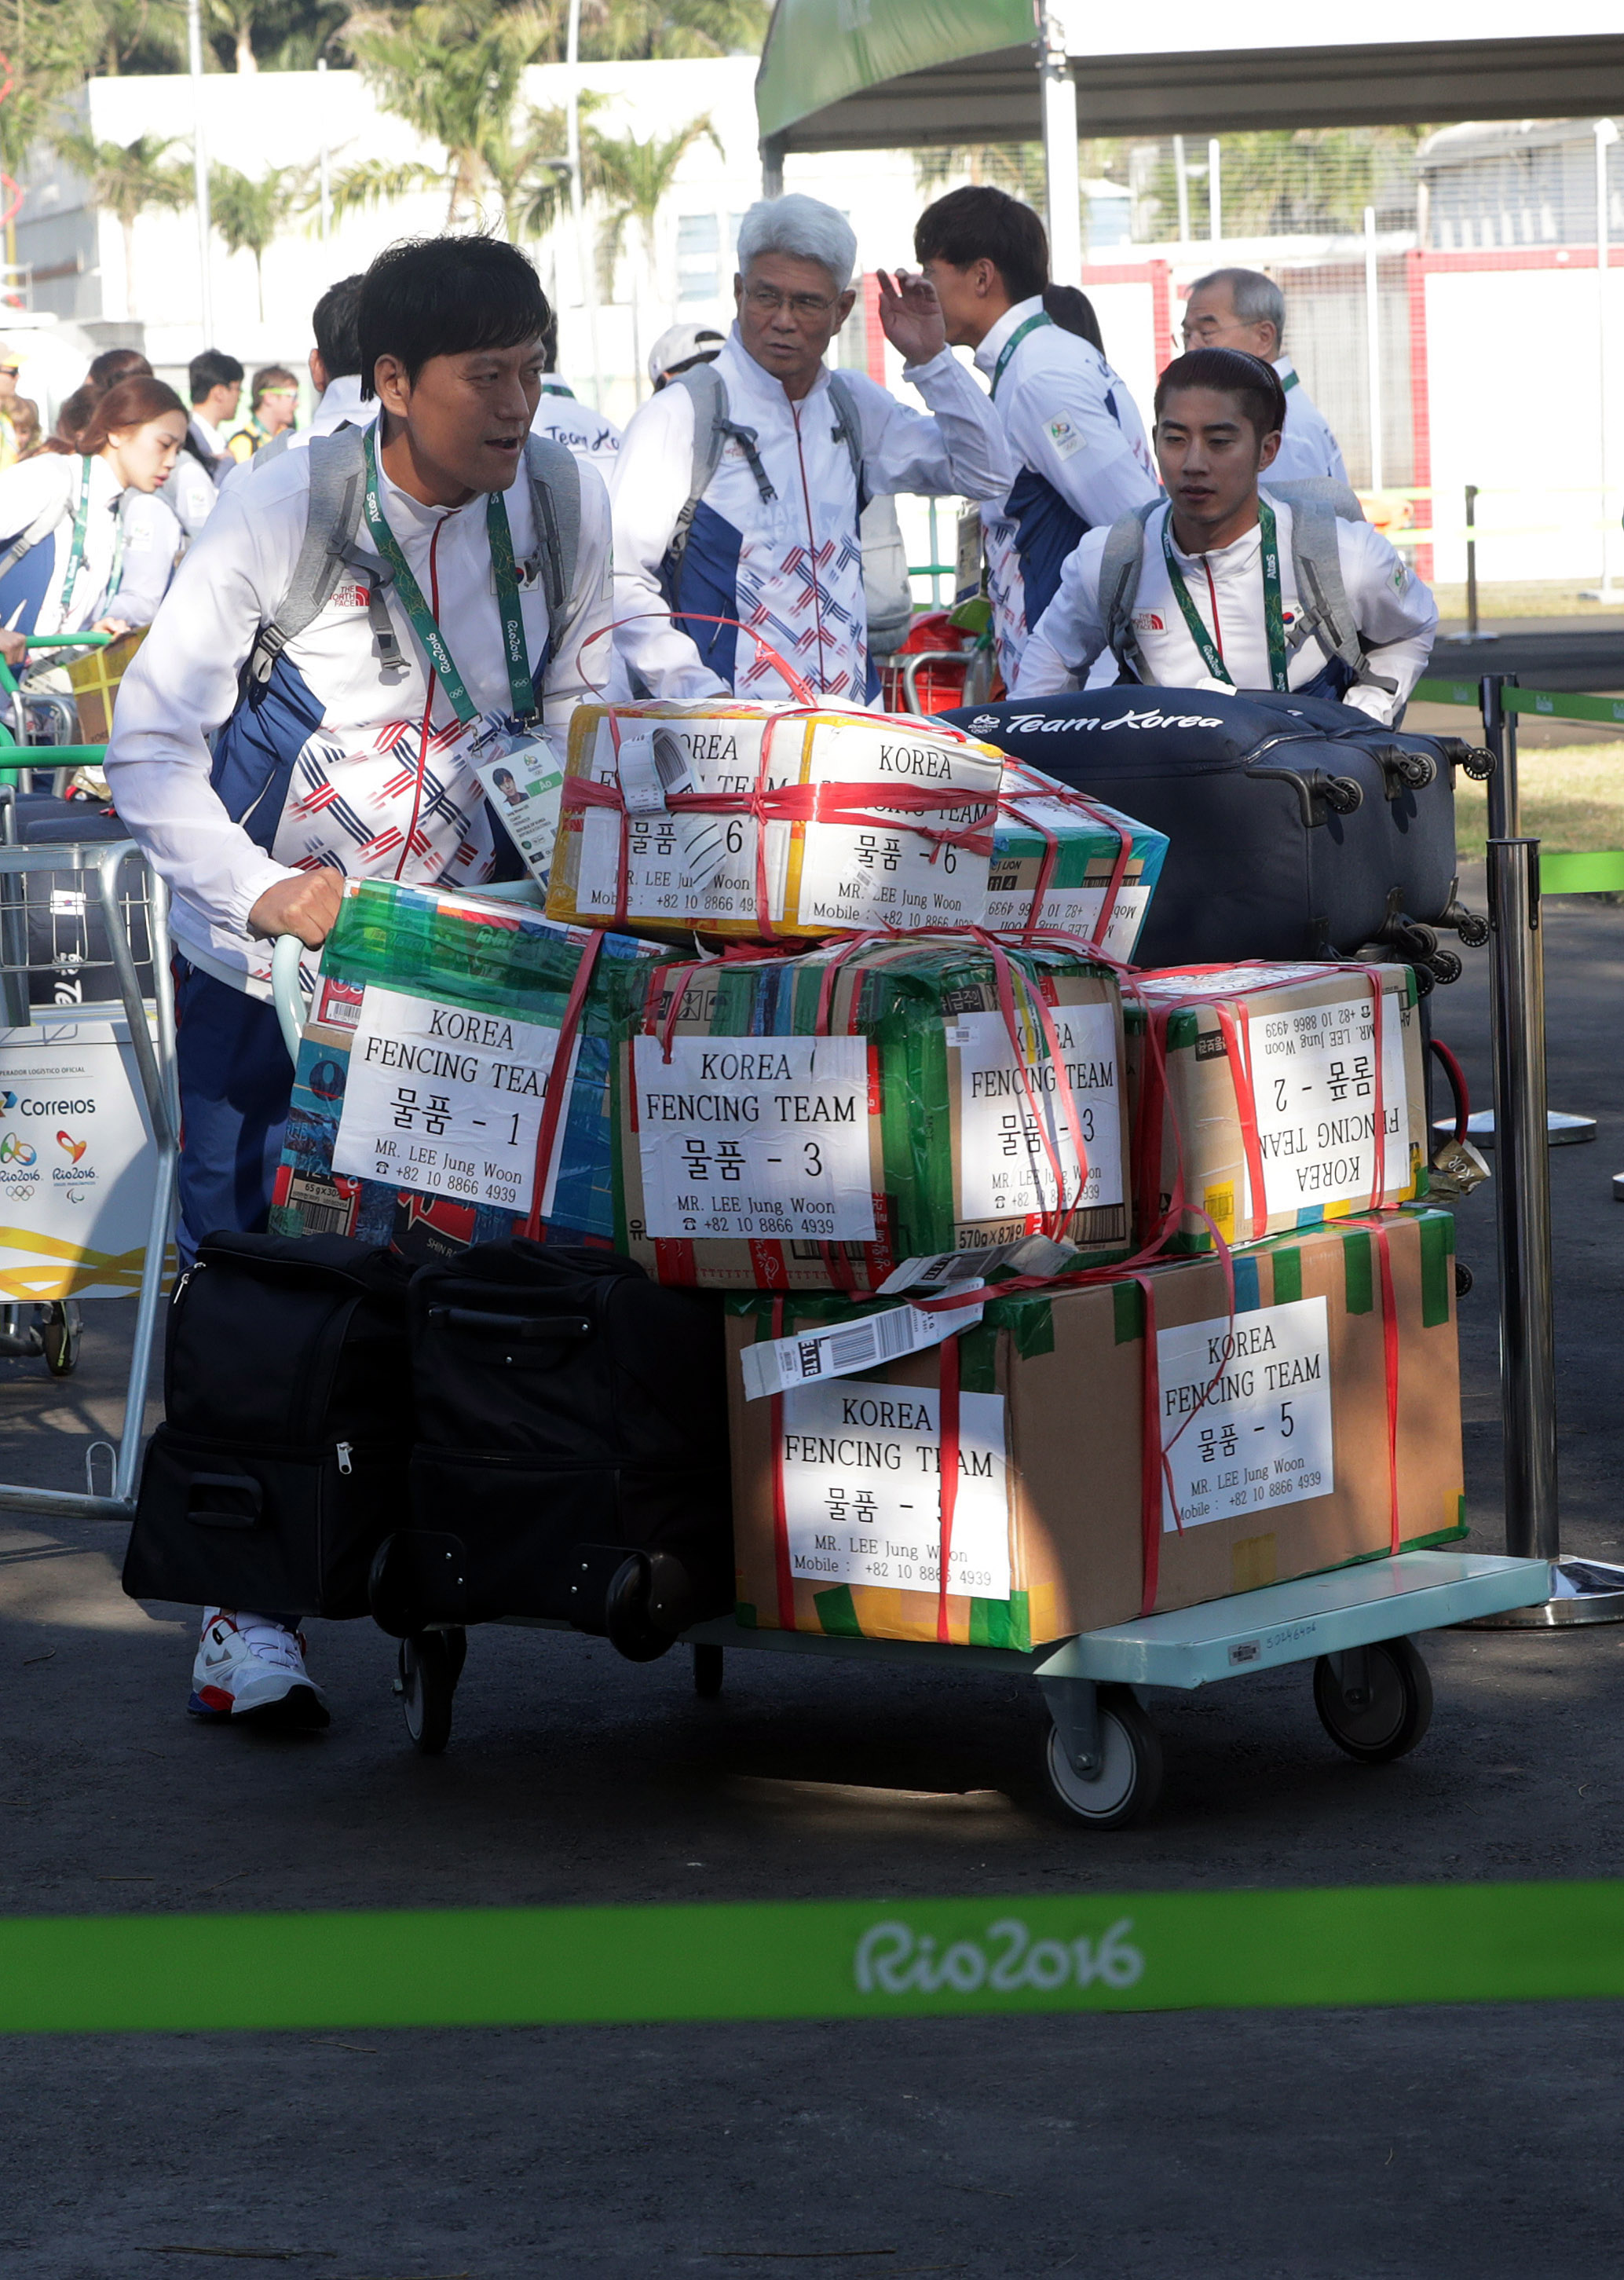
780 1379 1011 1598
953 1003 1123 1221
576 807 792 925
634 1033 876 1242
982 879 1150 957
1245 993 1410 1220
792 817 989 932
333 985 577 1217
741 1295 984 1400
1157 1295 1334 1532
474 740 565 885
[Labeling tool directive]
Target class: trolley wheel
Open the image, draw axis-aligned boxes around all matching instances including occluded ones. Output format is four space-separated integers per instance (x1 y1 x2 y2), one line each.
693 1642 724 1698
1313 1638 1433 1764
1041 1687 1163 1831
40 1300 79 1378
397 1627 465 1755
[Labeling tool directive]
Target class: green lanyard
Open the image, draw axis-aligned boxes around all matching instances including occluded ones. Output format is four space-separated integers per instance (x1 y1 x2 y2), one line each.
1160 500 1289 693
1281 368 1299 393
55 460 93 618
990 311 1053 399
360 424 537 726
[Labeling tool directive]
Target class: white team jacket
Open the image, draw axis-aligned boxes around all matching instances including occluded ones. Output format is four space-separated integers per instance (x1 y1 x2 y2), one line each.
0 452 126 639
1015 489 1438 725
1271 359 1348 486
972 296 1160 687
609 327 1014 704
105 444 614 990
532 382 622 484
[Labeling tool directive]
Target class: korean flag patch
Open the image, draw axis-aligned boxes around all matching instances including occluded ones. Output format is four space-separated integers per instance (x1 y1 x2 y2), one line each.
1045 416 1086 462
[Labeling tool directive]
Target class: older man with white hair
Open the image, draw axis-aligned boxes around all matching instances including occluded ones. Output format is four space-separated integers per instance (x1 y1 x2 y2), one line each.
609 193 1014 704
1180 266 1347 487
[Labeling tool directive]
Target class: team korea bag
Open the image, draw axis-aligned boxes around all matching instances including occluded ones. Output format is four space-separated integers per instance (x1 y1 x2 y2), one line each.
948 687 1487 974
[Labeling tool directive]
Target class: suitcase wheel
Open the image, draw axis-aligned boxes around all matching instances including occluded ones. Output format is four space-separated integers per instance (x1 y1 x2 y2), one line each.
693 1643 724 1699
397 1627 466 1755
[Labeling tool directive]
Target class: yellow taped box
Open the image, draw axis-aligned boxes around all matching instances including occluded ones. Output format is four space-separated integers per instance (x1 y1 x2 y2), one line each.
1129 961 1428 1253
546 700 1004 942
726 1210 1465 1649
616 937 1131 1292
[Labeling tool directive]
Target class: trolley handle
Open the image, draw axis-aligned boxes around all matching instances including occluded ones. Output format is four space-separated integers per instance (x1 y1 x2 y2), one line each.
272 933 311 1065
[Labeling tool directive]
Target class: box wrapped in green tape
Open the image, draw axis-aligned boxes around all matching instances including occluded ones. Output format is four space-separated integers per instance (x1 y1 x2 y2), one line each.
617 935 1131 1292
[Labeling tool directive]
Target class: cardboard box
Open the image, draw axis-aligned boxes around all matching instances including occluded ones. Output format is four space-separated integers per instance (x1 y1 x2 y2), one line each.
986 761 1169 958
616 938 1132 1292
726 1210 1465 1649
1128 961 1428 1253
546 699 1004 942
269 877 658 1264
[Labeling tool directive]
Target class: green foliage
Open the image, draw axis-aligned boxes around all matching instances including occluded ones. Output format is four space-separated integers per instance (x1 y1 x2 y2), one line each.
346 2 555 226
210 158 313 313
580 0 767 59
587 109 720 276
53 126 190 228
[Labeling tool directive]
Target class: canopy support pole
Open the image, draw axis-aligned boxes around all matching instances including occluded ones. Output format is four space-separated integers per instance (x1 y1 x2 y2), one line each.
1040 9 1081 284
762 134 785 199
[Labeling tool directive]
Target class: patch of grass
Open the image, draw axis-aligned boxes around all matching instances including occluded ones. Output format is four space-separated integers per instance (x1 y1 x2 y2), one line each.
1454 743 1624 860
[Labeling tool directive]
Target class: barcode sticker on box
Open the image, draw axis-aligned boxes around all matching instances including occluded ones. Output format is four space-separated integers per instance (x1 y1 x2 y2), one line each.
741 1294 986 1401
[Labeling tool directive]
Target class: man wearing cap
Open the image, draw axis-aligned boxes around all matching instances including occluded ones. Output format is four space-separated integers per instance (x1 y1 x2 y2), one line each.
1180 267 1346 486
648 324 724 391
611 192 1013 705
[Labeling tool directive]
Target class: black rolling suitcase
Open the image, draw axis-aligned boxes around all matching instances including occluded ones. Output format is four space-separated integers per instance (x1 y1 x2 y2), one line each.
123 1233 415 1619
377 1242 733 1656
948 686 1490 972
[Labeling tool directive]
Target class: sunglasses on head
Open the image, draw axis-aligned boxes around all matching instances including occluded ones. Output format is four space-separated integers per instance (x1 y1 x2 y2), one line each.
0 367 20 379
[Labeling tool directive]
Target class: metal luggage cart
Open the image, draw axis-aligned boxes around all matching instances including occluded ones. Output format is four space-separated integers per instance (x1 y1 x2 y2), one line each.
269 946 1547 1827
0 835 178 1521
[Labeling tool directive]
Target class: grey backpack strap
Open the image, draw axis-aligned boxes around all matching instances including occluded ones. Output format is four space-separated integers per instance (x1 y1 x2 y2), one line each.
1097 500 1160 678
1267 482 1369 681
249 427 396 686
251 430 294 470
826 371 866 506
660 364 775 598
522 432 581 678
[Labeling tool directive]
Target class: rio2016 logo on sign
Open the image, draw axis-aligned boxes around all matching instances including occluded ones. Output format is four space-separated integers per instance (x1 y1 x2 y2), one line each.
854 1915 1143 1998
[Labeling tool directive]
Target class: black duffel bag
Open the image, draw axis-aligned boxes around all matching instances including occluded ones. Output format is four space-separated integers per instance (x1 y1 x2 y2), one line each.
383 1242 733 1656
948 686 1488 971
123 1232 415 1619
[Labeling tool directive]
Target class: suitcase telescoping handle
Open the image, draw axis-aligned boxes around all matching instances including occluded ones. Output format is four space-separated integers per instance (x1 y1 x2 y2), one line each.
426 1306 594 1344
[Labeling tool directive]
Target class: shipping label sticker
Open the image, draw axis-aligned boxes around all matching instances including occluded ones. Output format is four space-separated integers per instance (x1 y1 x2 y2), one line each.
333 984 578 1217
1245 994 1410 1220
792 818 989 932
576 807 792 924
1158 1295 1334 1532
474 735 566 885
780 1379 1011 1599
952 1003 1123 1221
982 873 1150 953
740 1295 984 1401
633 1033 876 1243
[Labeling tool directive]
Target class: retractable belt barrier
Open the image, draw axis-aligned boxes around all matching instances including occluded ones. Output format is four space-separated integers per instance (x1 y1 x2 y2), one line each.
1413 675 1624 896
5 1880 1624 2033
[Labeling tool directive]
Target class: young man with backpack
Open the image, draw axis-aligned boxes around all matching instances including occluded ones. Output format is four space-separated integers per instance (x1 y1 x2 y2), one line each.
913 184 1160 689
609 192 1013 705
107 235 613 1729
1014 347 1436 724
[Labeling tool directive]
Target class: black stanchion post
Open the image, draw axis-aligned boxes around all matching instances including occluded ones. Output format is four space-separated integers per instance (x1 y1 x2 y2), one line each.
1465 485 1480 640
1480 672 1518 836
1475 836 1624 1624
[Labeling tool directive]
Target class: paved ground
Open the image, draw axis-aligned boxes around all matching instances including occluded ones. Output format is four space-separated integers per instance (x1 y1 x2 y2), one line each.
3 898 1624 2278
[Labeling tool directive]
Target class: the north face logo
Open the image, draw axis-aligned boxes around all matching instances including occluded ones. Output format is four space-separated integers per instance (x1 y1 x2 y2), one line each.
1132 611 1165 632
329 582 369 611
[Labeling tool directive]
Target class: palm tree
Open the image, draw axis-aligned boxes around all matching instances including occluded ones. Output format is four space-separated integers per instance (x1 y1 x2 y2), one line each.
210 161 311 320
585 1 767 57
588 114 721 393
346 3 555 229
206 0 261 71
53 130 192 320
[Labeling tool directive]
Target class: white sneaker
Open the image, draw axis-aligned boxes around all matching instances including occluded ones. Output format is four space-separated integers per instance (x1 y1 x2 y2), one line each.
188 1612 330 1730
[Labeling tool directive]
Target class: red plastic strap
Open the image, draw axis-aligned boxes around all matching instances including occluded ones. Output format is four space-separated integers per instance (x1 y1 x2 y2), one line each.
1373 1221 1403 1555
769 1294 795 1629
522 928 603 1241
935 1330 961 1645
1213 1002 1269 1243
1135 1274 1169 1618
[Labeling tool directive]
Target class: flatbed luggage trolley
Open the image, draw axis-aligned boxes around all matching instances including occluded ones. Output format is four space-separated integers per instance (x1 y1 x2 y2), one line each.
0 829 177 1522
269 953 1548 1831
